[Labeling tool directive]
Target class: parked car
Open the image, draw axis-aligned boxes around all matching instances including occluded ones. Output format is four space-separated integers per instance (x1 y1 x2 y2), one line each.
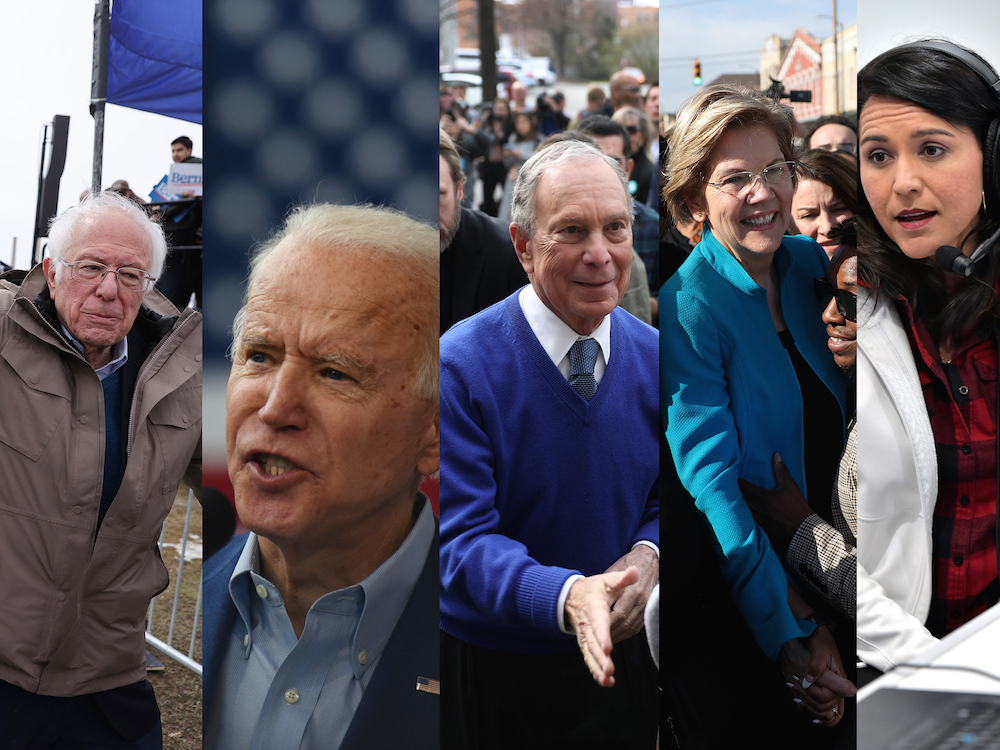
451 48 481 73
497 60 536 87
440 70 511 105
525 57 556 86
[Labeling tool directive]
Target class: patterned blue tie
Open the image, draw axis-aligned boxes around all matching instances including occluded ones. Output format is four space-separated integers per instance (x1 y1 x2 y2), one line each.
568 338 599 401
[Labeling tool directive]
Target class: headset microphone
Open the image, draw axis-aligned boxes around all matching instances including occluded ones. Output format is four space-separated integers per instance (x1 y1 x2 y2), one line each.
935 224 1000 276
936 245 972 275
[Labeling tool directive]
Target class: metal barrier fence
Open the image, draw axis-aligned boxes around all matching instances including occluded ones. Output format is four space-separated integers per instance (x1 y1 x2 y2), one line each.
146 487 203 677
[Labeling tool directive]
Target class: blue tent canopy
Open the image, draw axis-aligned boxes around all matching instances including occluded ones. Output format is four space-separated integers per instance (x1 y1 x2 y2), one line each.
106 0 202 123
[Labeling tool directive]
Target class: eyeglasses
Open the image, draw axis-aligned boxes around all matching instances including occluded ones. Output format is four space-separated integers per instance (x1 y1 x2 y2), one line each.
624 124 640 134
813 277 856 321
702 161 797 197
814 142 857 156
59 259 155 292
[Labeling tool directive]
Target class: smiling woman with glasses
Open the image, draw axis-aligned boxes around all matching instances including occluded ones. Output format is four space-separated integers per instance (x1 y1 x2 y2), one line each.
659 84 853 743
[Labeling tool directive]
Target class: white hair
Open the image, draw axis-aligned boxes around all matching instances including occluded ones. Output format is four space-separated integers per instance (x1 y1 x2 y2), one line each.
231 203 439 401
47 190 168 280
510 139 634 239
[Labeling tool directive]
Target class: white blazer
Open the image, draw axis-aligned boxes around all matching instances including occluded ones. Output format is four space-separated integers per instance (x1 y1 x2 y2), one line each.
856 287 941 671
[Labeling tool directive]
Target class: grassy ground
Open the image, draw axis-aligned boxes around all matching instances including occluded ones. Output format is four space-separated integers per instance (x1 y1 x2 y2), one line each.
146 485 202 750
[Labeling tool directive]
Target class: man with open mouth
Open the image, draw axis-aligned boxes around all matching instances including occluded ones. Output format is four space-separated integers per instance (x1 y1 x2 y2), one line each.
203 203 440 750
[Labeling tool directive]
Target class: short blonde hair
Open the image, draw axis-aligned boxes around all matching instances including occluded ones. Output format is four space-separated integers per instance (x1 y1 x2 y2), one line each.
663 84 796 225
612 107 654 149
232 203 439 401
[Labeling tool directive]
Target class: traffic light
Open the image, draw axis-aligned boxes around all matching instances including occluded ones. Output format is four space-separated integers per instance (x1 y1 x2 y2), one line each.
694 59 702 86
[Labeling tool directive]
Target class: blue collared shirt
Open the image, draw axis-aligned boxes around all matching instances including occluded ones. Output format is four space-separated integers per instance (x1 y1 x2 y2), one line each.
60 323 128 380
205 497 435 750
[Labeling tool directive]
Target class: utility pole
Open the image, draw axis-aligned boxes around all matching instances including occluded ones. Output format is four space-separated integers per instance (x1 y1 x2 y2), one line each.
832 0 840 114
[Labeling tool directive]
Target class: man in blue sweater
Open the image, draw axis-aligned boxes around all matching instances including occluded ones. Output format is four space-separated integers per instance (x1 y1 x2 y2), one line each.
440 140 660 748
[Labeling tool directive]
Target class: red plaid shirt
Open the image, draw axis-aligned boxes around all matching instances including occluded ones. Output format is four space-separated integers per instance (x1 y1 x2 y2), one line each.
897 299 1000 636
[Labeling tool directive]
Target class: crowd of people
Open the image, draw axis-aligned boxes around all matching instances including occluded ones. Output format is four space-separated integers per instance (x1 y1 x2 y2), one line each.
438 65 865 745
656 37 1000 749
440 72 662 330
440 72 660 219
441 35 1000 750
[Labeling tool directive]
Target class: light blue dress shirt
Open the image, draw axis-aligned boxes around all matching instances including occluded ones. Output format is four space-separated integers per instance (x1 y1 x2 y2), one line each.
60 323 128 380
205 498 435 750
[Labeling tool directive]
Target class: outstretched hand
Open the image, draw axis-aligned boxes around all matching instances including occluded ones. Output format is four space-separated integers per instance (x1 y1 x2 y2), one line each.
604 546 659 643
564 567 640 687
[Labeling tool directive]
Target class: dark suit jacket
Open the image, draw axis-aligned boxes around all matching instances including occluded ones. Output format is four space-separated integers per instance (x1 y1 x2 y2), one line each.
441 206 527 333
203 525 440 749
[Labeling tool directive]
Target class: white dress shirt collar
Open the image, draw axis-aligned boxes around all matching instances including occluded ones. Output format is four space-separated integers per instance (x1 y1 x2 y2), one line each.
518 284 611 383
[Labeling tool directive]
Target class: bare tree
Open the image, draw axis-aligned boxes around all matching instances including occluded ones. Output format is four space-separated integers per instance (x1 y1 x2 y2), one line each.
602 26 657 81
518 0 577 76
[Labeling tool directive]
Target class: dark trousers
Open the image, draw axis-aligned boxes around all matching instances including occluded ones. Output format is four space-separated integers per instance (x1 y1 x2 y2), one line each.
0 679 162 750
660 437 853 749
477 161 506 217
441 630 659 749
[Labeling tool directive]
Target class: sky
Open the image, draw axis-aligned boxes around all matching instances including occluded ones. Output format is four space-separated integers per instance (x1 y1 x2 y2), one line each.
858 0 1000 69
659 0 858 113
0 2 202 270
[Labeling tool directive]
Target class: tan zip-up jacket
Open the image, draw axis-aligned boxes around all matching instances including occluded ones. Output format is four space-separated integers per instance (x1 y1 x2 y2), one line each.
0 265 201 696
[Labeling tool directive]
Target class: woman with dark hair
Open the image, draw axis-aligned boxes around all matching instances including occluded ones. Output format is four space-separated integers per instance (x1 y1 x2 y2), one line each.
497 111 540 222
791 149 858 259
856 40 1000 681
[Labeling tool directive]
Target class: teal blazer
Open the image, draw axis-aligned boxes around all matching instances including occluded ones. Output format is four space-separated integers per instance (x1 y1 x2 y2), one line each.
660 229 847 661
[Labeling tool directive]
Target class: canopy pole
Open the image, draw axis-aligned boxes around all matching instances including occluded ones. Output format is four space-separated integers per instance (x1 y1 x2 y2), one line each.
91 0 110 194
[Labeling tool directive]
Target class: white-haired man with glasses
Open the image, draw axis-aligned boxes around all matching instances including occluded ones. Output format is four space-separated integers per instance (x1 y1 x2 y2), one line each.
0 190 201 749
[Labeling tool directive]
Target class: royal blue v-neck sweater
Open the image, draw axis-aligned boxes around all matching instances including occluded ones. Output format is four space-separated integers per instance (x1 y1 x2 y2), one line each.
440 292 659 653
